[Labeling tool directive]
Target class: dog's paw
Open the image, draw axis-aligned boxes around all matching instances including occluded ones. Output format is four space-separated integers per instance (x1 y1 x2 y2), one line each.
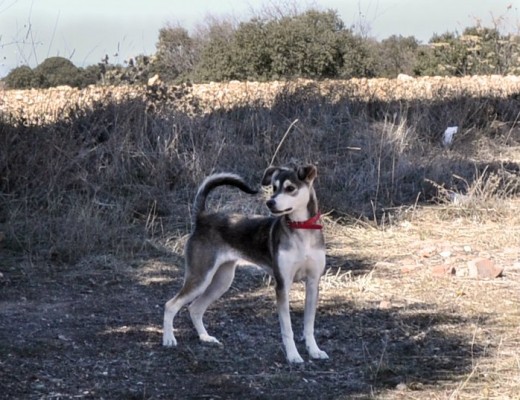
199 334 222 345
309 349 329 360
286 352 305 364
162 333 177 347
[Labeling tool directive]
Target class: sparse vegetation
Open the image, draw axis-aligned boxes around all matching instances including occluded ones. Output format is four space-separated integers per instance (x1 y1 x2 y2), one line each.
1 1 520 395
0 75 519 398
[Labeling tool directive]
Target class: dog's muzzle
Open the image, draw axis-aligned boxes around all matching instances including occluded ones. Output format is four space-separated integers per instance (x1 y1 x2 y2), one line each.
266 199 276 210
266 199 291 215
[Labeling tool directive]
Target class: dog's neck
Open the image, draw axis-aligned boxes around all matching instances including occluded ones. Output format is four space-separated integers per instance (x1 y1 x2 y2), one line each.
286 187 319 222
286 212 322 230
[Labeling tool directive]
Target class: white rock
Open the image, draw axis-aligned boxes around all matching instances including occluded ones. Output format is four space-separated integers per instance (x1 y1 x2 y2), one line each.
443 126 458 146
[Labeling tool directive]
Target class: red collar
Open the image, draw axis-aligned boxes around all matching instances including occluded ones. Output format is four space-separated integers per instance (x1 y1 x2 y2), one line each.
287 213 323 230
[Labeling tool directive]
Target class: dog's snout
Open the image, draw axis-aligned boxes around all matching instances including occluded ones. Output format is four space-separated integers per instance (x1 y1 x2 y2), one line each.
266 198 276 209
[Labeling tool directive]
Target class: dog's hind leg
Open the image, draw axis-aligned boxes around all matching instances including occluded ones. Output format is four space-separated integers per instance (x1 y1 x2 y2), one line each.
188 261 237 344
163 269 216 347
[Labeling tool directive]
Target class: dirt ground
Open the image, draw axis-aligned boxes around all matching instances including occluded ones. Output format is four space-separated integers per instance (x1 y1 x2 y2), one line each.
1 202 519 400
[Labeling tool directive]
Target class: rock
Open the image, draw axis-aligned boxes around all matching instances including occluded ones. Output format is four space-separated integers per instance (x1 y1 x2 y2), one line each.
400 265 417 274
397 73 413 81
374 261 396 268
439 250 452 258
467 258 503 279
442 126 458 147
431 264 456 277
400 259 419 274
379 300 392 310
418 245 437 258
147 74 161 86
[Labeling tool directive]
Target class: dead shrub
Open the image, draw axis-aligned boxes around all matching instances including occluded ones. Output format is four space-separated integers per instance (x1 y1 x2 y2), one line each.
1 80 519 260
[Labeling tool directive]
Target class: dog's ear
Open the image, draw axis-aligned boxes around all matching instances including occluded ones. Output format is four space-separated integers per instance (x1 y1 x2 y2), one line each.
297 165 317 183
261 166 279 186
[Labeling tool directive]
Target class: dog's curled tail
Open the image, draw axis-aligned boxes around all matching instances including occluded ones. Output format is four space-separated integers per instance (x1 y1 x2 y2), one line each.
192 173 258 220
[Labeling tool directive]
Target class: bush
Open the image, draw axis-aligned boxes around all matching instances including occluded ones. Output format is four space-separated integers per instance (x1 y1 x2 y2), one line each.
193 19 238 81
33 56 83 88
192 9 374 81
374 35 420 78
4 59 99 89
414 26 520 76
153 25 199 82
4 65 37 89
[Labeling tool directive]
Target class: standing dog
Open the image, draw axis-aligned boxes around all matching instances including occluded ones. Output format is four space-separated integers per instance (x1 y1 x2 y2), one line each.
162 164 329 363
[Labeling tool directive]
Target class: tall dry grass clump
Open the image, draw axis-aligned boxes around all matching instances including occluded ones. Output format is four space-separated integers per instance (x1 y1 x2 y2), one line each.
1 77 519 261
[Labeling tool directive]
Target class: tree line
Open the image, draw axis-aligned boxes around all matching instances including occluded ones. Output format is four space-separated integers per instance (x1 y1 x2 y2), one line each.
3 9 520 89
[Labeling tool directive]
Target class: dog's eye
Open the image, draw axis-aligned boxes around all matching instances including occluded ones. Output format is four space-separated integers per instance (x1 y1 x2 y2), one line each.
285 185 296 193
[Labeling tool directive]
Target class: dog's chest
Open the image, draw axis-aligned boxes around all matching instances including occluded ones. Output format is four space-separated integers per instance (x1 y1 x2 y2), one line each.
278 231 325 281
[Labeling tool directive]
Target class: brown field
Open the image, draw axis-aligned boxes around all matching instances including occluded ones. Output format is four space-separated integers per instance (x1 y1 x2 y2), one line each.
1 77 519 399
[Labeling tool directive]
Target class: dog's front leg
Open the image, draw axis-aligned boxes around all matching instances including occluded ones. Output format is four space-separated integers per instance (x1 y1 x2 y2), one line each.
303 275 329 360
276 284 304 363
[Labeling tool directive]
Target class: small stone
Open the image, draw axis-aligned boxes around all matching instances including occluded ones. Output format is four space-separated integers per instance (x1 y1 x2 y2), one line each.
439 250 452 258
431 264 456 277
374 261 396 268
418 245 437 258
463 245 472 253
379 300 392 310
147 74 161 86
467 258 503 279
400 264 418 274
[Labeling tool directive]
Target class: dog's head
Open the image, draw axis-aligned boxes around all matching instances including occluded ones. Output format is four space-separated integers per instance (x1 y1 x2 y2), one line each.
261 165 317 216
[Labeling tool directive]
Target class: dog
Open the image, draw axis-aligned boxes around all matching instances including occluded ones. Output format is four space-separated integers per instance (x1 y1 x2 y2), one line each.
162 164 329 363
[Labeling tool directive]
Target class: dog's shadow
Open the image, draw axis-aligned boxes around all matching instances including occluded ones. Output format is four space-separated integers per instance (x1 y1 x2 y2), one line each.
117 248 488 398
202 254 487 393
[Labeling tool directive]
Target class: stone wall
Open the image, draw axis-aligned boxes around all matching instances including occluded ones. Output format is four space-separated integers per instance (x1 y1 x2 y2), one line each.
2 75 520 125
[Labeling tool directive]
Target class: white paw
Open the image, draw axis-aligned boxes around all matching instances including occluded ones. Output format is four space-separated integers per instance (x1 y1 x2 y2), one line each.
162 332 177 347
309 348 329 360
286 352 305 364
199 334 222 345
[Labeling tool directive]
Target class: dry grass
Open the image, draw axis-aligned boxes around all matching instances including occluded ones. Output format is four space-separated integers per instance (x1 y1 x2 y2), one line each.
0 78 519 398
320 198 520 399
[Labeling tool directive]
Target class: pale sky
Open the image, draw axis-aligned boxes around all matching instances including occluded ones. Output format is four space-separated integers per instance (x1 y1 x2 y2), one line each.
0 0 518 77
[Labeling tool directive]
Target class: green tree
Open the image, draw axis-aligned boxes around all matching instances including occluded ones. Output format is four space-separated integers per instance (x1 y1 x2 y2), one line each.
193 9 373 81
232 19 272 80
194 19 237 81
461 26 519 75
338 33 378 78
265 10 346 79
81 64 103 86
376 35 419 77
33 57 83 87
414 31 471 76
153 25 199 82
4 65 37 88
414 26 520 76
